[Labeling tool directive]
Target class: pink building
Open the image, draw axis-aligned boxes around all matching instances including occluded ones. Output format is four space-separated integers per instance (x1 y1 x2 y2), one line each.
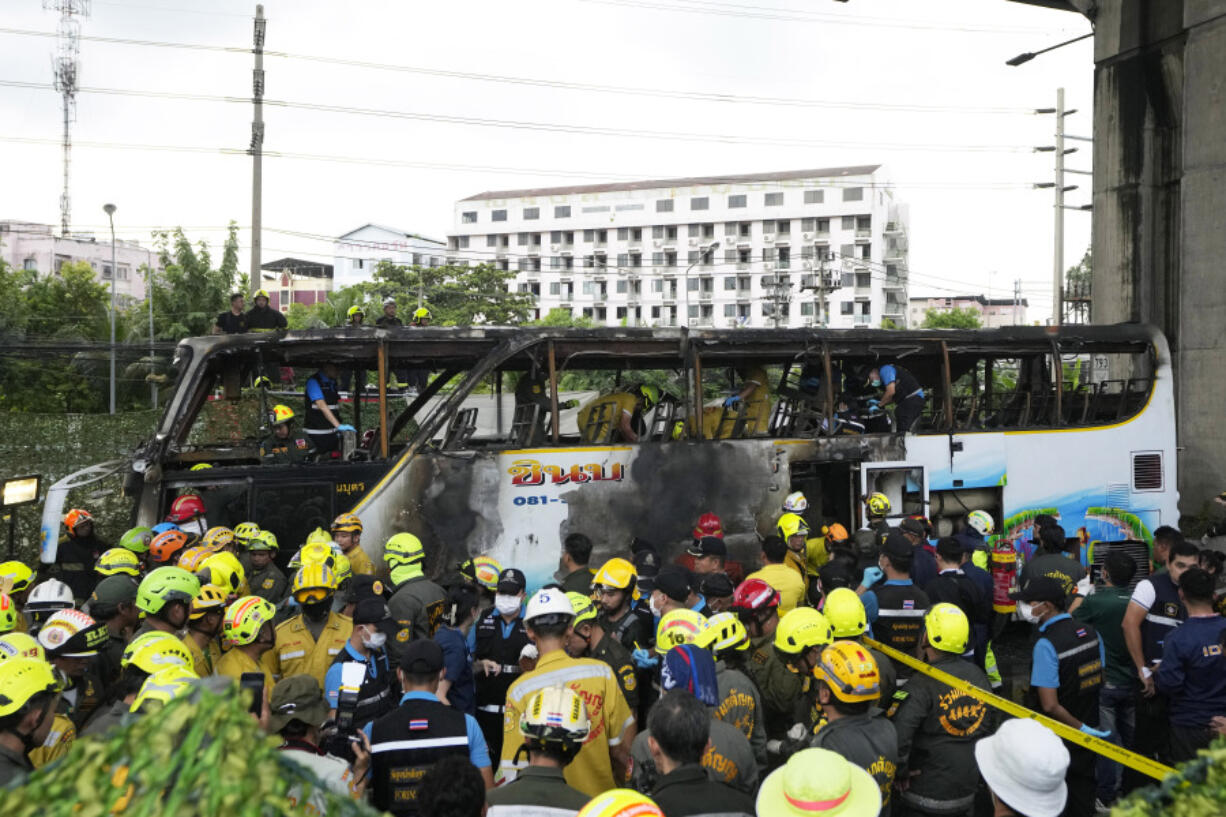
908 294 1028 328
259 258 334 312
0 220 159 304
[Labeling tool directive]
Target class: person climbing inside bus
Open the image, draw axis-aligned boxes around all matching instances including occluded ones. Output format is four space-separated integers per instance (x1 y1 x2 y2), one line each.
304 362 354 455
866 362 925 432
513 362 579 444
259 404 316 464
577 384 658 443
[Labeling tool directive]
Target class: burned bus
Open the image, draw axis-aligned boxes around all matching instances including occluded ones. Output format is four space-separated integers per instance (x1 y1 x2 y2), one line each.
41 324 1178 590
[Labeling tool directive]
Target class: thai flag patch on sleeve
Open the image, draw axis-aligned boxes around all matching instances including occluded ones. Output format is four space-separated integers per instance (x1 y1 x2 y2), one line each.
903 600 914 610
409 719 429 731
1075 628 1088 638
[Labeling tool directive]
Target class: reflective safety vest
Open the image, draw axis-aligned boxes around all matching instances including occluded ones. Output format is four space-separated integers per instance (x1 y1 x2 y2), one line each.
873 583 930 675
1028 616 1103 727
303 372 340 435
370 696 469 816
1141 572 1186 664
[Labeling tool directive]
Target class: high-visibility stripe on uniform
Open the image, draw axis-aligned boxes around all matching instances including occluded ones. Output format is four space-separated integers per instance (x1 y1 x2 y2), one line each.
1056 641 1100 660
370 736 469 753
1144 612 1181 628
876 609 926 618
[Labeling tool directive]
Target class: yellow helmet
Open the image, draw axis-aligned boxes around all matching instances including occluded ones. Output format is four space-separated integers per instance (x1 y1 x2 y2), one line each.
823 587 868 638
384 532 425 567
814 641 880 703
776 513 809 541
656 609 707 654
694 611 748 654
577 789 663 817
292 563 337 604
249 530 278 552
253 289 270 300
0 561 36 594
333 552 352 585
271 404 295 425
0 658 61 718
222 596 276 648
866 492 891 517
305 528 334 548
131 665 198 713
95 548 142 578
331 512 363 534
121 631 194 675
470 555 502 592
592 558 637 593
0 592 16 634
413 306 431 319
924 603 970 655
233 522 261 546
567 592 599 629
774 607 833 656
177 546 214 573
347 304 365 319
0 632 44 661
190 463 212 472
297 541 338 571
198 552 246 598
190 584 229 620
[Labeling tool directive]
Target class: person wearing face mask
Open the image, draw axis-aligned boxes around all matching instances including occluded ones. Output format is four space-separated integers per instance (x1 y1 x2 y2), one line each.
265 564 353 688
435 585 480 714
324 597 397 733
865 362 924 433
474 567 530 761
0 657 63 785
165 494 208 541
1013 576 1106 817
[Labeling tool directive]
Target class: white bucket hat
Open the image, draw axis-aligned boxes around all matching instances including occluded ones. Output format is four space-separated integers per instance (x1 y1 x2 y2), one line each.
974 718 1069 817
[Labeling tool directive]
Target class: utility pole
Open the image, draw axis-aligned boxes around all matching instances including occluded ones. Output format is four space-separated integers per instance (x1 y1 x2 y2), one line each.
1013 278 1021 326
104 203 116 414
45 0 88 237
249 5 265 285
1035 88 1087 326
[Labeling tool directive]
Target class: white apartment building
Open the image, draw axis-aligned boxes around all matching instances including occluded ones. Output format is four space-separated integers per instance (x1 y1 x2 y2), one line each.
446 165 910 328
332 224 448 289
0 220 159 304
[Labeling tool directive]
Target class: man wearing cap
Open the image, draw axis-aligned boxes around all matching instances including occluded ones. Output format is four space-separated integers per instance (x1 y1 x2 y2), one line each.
501 589 635 797
558 533 595 595
924 537 990 670
745 535 805 614
85 575 140 690
900 517 938 589
629 646 759 798
271 674 370 806
365 640 493 814
474 567 530 760
687 536 728 580
652 564 710 620
862 530 930 683
975 718 1069 817
213 292 248 335
698 573 735 615
1015 576 1106 817
324 597 397 737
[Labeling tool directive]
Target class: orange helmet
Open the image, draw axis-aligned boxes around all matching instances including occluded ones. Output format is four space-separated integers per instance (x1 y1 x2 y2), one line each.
692 512 723 540
823 523 850 544
63 509 93 531
166 494 206 523
150 530 190 564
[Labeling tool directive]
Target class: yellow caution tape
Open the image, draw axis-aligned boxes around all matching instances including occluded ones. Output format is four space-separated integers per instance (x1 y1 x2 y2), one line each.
863 637 1176 782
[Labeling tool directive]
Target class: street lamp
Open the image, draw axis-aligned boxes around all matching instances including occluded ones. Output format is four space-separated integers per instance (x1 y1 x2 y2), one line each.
103 203 117 415
681 241 720 328
1005 32 1093 67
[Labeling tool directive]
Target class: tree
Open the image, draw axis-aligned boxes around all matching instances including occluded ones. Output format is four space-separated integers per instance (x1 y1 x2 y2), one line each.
145 223 241 339
1065 248 1091 291
922 307 982 329
359 261 535 326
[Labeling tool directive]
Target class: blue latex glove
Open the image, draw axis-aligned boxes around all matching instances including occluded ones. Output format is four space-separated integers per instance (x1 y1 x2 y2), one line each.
1080 724 1111 739
799 377 821 391
335 424 356 433
860 566 884 588
723 395 742 408
866 398 880 408
631 647 659 669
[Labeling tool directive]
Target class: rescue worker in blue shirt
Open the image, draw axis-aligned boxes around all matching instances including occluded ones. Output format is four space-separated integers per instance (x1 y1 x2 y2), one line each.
434 584 479 715
1156 567 1226 762
860 532 930 683
363 639 493 813
304 362 354 455
1014 576 1108 817
866 363 925 432
324 597 397 757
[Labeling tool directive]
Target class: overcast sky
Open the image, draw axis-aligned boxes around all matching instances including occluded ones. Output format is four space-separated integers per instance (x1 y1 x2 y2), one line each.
0 0 1093 317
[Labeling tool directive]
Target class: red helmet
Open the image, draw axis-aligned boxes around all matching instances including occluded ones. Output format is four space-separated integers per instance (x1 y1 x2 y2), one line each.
166 494 206 523
692 512 723 540
731 578 780 612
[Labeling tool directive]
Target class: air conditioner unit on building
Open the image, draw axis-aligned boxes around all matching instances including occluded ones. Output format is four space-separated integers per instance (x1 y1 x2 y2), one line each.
763 234 775 243
654 239 663 247
803 232 814 241
688 238 699 246
764 262 775 272
551 244 560 252
725 237 736 246
803 260 814 269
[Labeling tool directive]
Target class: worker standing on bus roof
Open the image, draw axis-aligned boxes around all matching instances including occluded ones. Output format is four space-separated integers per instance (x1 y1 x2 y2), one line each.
260 404 316 464
212 293 248 334
246 289 287 332
303 362 354 455
866 362 924 432
577 384 658 443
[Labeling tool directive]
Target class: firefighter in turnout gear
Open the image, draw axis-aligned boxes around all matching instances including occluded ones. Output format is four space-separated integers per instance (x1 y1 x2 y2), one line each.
769 607 834 757
566 592 639 712
265 564 353 688
260 404 316 464
695 611 768 769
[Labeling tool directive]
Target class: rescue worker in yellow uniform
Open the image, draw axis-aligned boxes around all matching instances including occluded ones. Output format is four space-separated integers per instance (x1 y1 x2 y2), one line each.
331 513 374 576
577 384 658 443
700 365 773 439
259 404 316 464
215 595 277 696
181 584 226 677
264 564 353 687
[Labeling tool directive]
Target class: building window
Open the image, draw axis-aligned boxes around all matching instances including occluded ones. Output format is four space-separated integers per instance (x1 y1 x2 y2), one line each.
728 194 747 208
555 205 571 218
804 189 824 204
564 256 574 270
524 207 540 220
492 209 507 222
842 187 864 202
457 236 469 248
841 216 856 230
23 257 37 271
801 302 815 316
839 244 855 259
101 264 113 279
763 247 777 263
656 199 674 213
724 304 737 317
652 225 664 239
517 233 530 246
857 216 872 231
652 251 664 268
616 280 628 293
652 279 664 293
841 302 854 315
462 211 477 223
764 192 784 207
551 256 562 269
723 276 737 290
776 219 791 235
817 218 830 234
485 235 497 247
690 197 709 211
617 253 629 267
549 282 561 295
617 228 628 241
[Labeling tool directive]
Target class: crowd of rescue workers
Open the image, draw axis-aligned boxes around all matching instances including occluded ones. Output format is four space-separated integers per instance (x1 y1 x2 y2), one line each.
1 488 1225 817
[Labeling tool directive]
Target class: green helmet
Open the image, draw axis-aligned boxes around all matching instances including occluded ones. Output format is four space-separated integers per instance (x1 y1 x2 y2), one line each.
118 526 154 555
248 530 278 552
136 567 201 616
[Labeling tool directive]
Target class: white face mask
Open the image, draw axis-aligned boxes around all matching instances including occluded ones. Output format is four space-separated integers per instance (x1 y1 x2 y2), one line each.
495 594 521 617
362 629 387 650
181 518 206 537
1017 601 1040 623
649 595 662 618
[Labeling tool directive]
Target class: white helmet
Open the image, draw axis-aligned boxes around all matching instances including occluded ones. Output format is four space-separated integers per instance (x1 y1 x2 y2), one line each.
383 296 396 307
967 510 995 537
783 491 808 513
24 579 74 615
524 588 574 625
